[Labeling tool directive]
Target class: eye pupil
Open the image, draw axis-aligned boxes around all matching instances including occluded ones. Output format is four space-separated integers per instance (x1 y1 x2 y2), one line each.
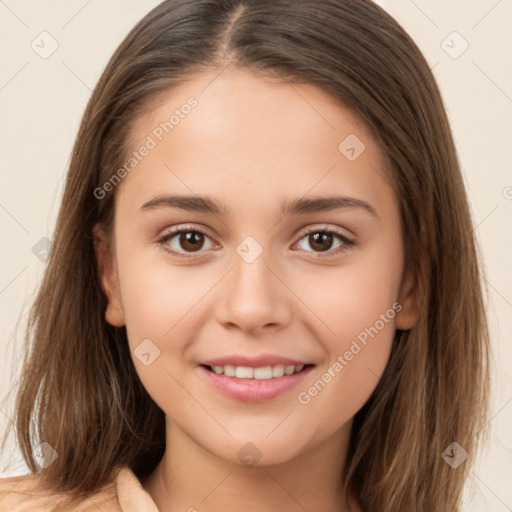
180 231 204 252
309 232 334 252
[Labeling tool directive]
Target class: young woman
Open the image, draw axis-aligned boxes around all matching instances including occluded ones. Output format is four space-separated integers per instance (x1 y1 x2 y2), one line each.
0 1 490 511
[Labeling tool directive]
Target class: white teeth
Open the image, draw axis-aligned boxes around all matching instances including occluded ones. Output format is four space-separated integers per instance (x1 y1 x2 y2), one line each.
235 366 254 379
209 363 306 379
284 365 295 375
254 366 272 380
272 365 285 378
224 365 236 377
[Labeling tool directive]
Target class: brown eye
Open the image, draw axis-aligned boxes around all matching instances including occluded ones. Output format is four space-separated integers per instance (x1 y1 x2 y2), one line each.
295 228 354 257
179 231 205 252
307 232 335 252
158 227 217 257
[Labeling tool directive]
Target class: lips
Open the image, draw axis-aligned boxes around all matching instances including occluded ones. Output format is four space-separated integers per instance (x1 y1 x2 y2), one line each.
198 354 315 402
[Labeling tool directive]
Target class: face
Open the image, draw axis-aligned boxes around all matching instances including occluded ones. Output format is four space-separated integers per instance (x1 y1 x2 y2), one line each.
96 67 418 467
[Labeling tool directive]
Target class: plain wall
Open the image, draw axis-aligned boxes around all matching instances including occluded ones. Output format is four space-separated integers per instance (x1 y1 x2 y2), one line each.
0 1 510 510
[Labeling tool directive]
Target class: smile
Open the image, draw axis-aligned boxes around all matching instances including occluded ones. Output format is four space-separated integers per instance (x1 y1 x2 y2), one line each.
206 364 307 379
199 364 315 402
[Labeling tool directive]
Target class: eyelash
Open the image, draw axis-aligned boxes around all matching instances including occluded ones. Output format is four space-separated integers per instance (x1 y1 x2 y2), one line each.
156 224 355 260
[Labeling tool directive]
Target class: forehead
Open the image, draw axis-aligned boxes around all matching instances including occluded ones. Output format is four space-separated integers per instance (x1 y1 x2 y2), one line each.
132 67 379 153
119 67 395 218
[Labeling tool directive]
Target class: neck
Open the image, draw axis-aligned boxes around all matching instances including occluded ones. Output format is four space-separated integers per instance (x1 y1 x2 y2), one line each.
142 419 360 512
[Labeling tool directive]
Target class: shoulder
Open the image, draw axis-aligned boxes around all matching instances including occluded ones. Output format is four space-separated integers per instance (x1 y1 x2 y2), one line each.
0 470 121 512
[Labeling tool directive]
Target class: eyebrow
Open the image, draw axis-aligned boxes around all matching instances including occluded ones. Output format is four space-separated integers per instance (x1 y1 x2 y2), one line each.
140 194 378 218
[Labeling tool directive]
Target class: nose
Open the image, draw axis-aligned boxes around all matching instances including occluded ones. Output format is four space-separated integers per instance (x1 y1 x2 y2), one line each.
214 250 292 334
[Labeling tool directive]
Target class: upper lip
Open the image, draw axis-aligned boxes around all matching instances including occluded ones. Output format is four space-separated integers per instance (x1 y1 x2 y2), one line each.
201 355 313 368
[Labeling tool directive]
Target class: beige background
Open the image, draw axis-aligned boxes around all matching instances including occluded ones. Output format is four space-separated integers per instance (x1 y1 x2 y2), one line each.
0 1 510 510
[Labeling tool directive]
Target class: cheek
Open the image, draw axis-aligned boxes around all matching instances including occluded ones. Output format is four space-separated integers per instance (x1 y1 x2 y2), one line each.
292 251 402 416
295 303 397 436
116 257 204 413
293 256 402 346
117 246 211 343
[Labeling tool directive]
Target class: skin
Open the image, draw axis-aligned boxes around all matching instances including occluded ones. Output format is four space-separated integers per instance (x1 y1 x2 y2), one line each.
95 67 419 512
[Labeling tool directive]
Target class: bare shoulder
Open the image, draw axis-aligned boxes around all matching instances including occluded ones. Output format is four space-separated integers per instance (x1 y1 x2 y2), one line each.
0 472 121 512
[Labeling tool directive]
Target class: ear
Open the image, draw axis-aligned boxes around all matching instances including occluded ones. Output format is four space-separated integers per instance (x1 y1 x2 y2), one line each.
395 263 420 330
93 224 125 327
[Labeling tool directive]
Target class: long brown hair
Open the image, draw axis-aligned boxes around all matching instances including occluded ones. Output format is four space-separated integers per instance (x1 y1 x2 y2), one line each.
2 1 490 510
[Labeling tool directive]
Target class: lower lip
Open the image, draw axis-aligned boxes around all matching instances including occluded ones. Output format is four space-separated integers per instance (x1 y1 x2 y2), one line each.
198 365 314 402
